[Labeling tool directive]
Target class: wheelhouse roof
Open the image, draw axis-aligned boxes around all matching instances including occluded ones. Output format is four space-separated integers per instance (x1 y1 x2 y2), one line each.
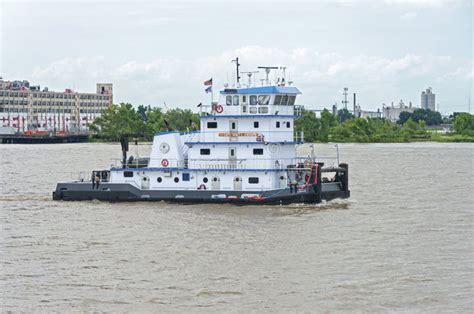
220 86 302 95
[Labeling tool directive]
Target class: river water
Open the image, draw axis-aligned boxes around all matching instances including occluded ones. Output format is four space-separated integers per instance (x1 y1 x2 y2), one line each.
0 143 473 312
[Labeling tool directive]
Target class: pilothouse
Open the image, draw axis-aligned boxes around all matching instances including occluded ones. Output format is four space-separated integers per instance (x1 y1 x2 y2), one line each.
53 61 350 204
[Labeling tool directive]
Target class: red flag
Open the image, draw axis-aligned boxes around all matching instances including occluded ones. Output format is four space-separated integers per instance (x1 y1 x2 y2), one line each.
203 78 212 86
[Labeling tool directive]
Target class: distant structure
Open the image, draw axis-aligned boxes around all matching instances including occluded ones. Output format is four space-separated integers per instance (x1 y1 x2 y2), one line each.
421 87 435 111
0 78 113 133
342 87 349 110
382 100 417 122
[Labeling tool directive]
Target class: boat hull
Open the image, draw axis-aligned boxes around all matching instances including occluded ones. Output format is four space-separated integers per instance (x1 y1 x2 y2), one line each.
52 182 350 205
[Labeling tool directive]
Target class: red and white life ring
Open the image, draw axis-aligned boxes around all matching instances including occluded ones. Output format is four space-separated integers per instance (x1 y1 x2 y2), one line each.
215 105 224 113
161 159 169 167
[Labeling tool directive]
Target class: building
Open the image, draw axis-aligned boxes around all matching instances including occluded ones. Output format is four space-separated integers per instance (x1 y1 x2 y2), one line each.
421 87 435 111
0 78 112 133
382 100 417 122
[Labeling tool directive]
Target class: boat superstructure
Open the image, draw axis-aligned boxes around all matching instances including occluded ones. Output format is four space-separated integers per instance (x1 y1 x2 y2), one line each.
53 64 349 204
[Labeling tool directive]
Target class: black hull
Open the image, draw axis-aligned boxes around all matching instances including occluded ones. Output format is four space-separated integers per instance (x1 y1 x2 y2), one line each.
52 182 349 205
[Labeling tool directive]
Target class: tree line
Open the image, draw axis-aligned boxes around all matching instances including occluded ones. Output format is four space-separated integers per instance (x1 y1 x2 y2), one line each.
90 103 474 142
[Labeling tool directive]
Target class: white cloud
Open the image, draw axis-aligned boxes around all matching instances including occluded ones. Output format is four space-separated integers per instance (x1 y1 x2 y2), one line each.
29 47 472 110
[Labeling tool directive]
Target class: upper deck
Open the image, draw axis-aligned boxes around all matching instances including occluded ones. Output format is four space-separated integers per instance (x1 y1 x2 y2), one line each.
201 85 302 117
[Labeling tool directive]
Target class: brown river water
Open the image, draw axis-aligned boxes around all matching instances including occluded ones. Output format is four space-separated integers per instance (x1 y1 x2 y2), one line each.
0 143 473 312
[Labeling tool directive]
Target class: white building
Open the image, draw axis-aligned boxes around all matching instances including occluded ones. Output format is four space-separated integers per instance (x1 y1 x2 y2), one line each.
0 78 112 133
382 100 417 122
421 87 435 111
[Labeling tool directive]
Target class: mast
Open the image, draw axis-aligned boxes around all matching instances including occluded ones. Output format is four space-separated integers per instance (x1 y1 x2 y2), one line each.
232 57 241 84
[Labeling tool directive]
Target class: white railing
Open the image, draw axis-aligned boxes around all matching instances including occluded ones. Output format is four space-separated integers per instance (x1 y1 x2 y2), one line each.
110 156 339 170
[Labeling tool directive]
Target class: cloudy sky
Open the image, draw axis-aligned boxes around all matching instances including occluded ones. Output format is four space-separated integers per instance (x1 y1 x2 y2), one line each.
1 0 472 113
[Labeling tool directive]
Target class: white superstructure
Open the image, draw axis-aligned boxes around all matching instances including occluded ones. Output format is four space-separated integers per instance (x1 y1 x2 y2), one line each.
108 85 304 192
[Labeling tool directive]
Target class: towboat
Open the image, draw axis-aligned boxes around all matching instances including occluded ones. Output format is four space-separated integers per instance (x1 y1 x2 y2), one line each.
53 64 350 204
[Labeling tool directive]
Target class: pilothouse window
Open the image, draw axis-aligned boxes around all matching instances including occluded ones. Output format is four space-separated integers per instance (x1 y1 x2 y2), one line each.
258 95 270 105
226 95 232 106
281 95 289 106
233 95 239 106
250 95 257 105
288 95 296 106
274 95 282 105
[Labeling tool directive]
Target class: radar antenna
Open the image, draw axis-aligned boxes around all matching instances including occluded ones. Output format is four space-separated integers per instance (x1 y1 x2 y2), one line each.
257 66 278 85
231 57 241 84
241 71 259 87
280 66 287 86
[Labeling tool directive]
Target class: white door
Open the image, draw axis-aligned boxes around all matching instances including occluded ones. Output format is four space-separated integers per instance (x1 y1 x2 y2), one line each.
234 177 242 190
229 120 238 142
279 174 287 189
141 176 150 189
211 176 220 190
229 147 237 168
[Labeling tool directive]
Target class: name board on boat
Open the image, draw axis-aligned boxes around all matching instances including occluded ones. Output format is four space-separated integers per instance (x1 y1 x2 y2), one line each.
218 132 259 137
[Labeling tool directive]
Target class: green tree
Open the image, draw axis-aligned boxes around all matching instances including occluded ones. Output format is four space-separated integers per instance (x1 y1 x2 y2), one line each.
319 109 338 142
337 108 353 123
453 113 474 136
90 103 144 141
295 110 320 142
144 107 165 140
162 108 200 133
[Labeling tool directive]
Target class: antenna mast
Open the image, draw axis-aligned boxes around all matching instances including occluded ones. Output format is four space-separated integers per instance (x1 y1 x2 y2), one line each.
257 66 279 85
231 57 241 84
241 71 259 87
342 87 349 110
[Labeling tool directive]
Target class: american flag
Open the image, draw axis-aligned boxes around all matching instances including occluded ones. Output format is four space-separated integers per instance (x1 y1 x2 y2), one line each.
203 78 212 86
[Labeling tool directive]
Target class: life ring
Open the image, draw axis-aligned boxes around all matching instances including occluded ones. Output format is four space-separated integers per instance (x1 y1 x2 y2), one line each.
216 105 224 113
198 184 207 190
161 159 169 167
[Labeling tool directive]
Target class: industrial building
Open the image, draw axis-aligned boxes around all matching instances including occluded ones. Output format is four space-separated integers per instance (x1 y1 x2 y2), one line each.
0 78 112 134
382 100 416 122
421 87 436 111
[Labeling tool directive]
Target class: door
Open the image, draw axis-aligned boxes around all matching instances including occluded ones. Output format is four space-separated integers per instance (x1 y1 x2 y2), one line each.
141 176 150 189
229 120 238 142
279 174 287 189
229 147 237 168
211 176 220 190
233 177 242 191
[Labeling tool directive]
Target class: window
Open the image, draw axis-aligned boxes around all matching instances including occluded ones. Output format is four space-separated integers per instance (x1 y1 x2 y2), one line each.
157 177 162 183
242 95 247 103
281 95 289 106
253 121 259 128
207 122 218 128
249 107 258 114
242 106 247 113
276 121 280 128
233 95 239 106
174 177 180 183
248 177 259 184
274 95 282 105
258 95 270 105
182 173 190 181
288 95 296 106
250 95 257 105
286 121 291 128
253 148 264 155
200 148 211 155
258 107 268 113
226 95 232 106
124 171 134 177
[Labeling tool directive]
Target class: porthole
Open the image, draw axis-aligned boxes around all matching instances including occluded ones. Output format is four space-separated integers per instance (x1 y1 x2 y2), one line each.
174 177 179 183
203 177 208 183
157 177 162 183
213 177 218 182
279 176 285 180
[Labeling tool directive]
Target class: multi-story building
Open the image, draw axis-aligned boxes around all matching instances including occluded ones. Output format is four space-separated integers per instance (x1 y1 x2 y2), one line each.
421 87 435 111
0 78 112 133
382 100 417 122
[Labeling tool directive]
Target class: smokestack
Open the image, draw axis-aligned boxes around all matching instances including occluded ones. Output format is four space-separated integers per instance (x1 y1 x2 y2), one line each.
353 93 356 115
